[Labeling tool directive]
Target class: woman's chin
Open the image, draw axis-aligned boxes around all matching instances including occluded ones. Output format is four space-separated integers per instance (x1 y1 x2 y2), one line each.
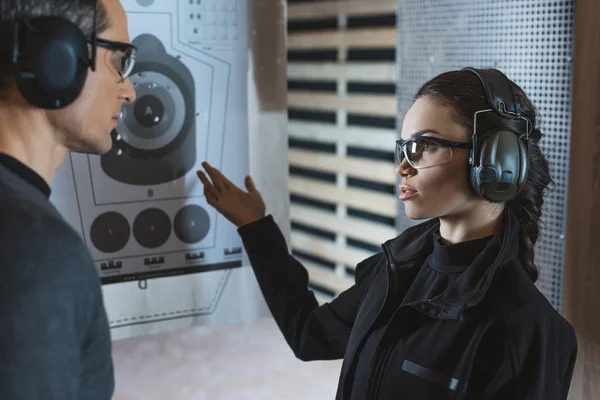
403 203 435 220
404 208 426 220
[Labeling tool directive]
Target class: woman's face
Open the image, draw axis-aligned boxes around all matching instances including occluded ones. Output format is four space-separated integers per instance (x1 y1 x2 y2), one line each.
396 96 483 220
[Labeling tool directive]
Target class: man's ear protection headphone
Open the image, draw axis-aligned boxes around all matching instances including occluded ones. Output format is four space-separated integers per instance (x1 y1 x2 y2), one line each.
461 67 531 203
11 0 98 110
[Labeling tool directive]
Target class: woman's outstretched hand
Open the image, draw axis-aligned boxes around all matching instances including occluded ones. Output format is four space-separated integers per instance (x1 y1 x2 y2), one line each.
197 162 266 228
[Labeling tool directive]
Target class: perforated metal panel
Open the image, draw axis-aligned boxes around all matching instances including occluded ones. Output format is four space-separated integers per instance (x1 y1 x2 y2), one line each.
396 0 575 311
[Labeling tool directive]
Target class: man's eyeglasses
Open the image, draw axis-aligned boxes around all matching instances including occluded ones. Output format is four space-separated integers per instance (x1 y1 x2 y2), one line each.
88 37 137 81
395 136 472 169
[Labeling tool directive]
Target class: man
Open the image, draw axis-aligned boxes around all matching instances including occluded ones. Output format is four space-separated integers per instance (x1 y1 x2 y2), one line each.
0 0 136 398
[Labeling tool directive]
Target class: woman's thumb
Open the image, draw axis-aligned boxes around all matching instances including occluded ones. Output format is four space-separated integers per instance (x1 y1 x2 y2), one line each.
245 176 257 192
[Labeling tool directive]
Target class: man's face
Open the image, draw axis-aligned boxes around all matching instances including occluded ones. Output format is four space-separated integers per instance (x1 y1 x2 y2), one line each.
48 0 137 155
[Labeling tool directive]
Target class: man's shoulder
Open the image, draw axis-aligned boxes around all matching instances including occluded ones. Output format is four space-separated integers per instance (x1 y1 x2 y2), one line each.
0 201 81 248
0 201 96 285
0 203 113 400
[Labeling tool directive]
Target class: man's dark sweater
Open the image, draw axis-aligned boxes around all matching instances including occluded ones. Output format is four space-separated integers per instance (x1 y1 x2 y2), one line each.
0 153 114 399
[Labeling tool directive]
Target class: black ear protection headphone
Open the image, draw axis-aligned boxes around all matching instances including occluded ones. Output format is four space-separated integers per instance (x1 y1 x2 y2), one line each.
11 0 98 110
461 67 531 203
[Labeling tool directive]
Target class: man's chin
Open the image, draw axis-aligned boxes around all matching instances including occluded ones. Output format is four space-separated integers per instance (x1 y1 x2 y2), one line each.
96 142 114 156
69 139 113 156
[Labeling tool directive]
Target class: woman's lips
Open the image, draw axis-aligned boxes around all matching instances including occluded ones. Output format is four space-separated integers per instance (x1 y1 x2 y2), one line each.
399 185 418 201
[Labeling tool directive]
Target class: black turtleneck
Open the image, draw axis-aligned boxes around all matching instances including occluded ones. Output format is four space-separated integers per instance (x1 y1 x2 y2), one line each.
403 230 493 303
430 231 492 272
376 230 495 323
0 152 51 198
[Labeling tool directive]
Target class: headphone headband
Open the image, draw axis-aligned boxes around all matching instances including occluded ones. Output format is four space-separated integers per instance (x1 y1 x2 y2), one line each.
91 0 98 71
461 67 521 119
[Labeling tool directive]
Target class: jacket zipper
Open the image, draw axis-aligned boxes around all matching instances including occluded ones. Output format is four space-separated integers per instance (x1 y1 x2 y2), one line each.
367 250 398 400
340 246 394 399
366 245 426 400
368 329 396 400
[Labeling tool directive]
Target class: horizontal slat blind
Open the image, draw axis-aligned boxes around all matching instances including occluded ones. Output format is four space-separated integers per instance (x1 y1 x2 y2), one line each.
288 28 397 49
288 1 397 20
287 0 399 302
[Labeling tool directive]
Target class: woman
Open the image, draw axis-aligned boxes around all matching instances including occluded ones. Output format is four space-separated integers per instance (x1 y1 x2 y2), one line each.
196 68 577 399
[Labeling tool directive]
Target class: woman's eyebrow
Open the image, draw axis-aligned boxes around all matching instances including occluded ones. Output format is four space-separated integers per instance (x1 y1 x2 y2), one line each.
410 129 443 138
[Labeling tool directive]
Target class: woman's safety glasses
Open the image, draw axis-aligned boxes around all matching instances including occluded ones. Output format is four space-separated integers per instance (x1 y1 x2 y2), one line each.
395 136 472 169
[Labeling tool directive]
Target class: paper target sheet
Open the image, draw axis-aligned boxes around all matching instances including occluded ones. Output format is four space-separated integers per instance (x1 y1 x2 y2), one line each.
50 0 266 337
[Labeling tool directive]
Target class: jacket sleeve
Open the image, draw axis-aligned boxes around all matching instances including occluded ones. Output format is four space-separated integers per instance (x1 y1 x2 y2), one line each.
560 328 578 400
238 215 380 361
514 323 578 400
466 314 579 400
484 312 579 400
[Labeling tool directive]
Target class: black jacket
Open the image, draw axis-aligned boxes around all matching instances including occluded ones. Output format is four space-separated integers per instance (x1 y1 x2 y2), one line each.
238 209 577 399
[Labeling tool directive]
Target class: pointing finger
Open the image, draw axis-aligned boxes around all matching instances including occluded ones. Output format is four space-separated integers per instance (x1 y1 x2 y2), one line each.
201 162 225 192
197 170 219 201
202 162 233 192
196 170 212 187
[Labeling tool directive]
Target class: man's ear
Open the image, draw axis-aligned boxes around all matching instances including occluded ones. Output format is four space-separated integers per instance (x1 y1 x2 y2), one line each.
0 75 34 107
0 73 11 101
0 76 16 103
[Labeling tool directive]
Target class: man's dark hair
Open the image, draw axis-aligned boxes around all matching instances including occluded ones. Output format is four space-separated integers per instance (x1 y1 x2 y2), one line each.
0 0 111 96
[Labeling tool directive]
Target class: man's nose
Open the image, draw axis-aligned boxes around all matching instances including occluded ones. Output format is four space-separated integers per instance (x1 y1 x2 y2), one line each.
120 78 137 104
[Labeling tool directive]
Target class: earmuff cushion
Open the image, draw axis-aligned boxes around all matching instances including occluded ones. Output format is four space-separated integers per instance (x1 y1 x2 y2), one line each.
470 129 529 203
14 16 89 109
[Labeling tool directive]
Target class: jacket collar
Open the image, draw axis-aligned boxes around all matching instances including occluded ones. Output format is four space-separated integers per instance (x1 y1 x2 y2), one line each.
382 209 521 319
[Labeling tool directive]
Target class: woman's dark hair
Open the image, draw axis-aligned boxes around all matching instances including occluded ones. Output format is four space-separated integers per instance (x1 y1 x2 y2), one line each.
415 70 554 282
0 0 111 96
